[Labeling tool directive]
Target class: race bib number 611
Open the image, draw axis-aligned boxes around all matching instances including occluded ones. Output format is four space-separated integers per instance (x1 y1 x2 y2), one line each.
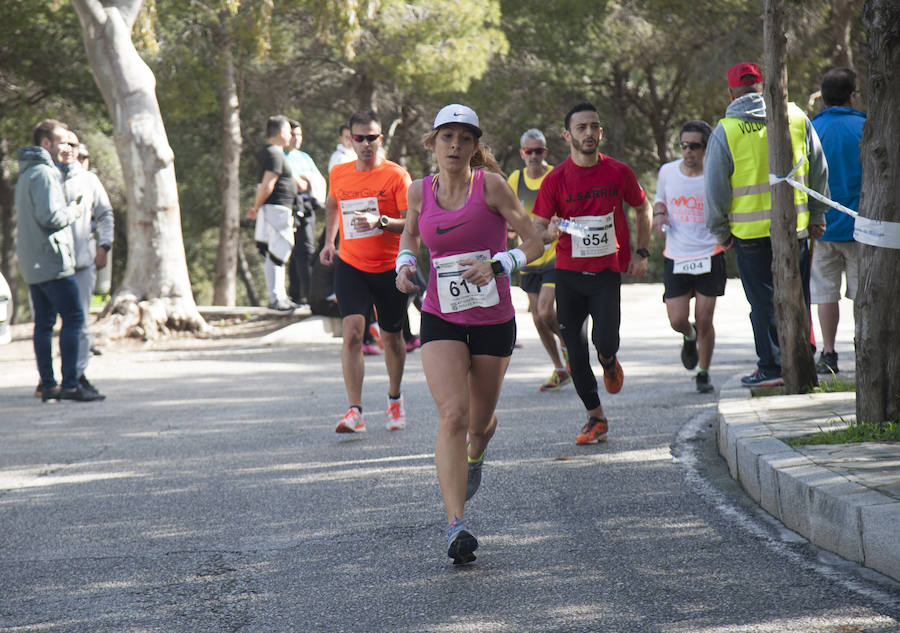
432 250 500 314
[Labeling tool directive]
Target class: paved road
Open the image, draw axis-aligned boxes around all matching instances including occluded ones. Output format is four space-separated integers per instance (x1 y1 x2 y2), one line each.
1 284 897 632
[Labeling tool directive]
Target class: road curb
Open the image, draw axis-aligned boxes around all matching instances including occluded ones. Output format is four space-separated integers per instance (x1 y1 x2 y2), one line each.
716 375 900 583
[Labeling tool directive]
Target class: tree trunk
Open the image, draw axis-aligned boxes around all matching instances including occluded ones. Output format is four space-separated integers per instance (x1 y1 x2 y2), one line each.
356 74 377 112
856 0 900 424
604 64 628 160
763 0 817 393
830 0 865 70
237 238 259 308
71 0 204 340
0 136 18 323
644 66 671 165
213 35 242 307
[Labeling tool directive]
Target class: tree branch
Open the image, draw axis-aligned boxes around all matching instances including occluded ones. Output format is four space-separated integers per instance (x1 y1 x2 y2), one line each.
71 0 108 28
115 0 145 30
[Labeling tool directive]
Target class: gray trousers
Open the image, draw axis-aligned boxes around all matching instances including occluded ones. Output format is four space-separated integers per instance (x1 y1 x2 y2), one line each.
74 265 96 377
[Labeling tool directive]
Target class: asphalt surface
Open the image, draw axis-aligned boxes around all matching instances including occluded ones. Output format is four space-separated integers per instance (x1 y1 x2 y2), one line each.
1 283 898 632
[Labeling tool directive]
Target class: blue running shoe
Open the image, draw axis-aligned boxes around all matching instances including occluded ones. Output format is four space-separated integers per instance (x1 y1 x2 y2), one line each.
740 368 784 388
466 455 484 501
446 518 478 564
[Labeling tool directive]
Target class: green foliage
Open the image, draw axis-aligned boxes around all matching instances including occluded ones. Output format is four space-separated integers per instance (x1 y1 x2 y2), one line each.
352 0 508 94
0 0 867 305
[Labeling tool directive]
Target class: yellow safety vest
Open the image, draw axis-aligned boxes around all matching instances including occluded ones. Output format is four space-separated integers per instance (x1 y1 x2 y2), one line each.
721 102 810 239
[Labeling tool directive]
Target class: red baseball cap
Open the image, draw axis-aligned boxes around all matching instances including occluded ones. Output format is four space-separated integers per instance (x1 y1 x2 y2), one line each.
728 62 763 88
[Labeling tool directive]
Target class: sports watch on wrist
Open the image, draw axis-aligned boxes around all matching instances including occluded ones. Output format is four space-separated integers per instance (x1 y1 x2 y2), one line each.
635 248 650 259
490 259 506 277
379 215 390 229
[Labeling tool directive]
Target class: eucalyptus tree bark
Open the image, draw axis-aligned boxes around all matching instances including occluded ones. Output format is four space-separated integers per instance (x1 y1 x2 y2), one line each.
856 0 900 424
71 0 204 339
213 34 242 306
763 0 817 393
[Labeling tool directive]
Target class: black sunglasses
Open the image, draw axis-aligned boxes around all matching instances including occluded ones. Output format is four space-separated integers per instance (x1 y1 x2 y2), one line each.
680 142 704 151
352 134 381 143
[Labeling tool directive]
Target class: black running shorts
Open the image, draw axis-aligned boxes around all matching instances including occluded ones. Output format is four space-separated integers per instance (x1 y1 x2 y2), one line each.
662 252 727 301
333 256 408 333
419 311 516 357
519 268 557 295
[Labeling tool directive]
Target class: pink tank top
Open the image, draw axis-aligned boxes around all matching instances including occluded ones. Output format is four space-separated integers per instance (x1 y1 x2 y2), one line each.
419 169 513 325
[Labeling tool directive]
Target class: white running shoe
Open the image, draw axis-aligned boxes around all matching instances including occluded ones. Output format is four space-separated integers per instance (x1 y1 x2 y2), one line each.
336 408 366 433
385 396 406 431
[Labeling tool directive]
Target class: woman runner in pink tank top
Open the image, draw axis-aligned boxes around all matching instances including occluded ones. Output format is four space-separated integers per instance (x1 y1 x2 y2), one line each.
395 105 546 564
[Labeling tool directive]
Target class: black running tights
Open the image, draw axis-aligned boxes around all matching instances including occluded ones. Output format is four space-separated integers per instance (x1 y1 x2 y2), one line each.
554 269 622 411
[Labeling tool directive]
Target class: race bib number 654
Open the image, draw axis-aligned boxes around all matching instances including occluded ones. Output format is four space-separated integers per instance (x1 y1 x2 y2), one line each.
570 214 617 258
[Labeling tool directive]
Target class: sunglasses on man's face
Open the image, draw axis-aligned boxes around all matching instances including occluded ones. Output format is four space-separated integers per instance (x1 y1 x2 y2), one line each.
680 142 704 151
352 134 381 143
522 147 547 155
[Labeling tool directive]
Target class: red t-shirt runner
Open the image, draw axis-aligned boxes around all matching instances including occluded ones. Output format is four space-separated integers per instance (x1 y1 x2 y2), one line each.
532 154 646 274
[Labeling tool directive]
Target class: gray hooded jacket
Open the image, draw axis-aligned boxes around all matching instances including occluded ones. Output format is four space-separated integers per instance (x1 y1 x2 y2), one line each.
60 162 115 270
704 92 829 243
15 146 80 285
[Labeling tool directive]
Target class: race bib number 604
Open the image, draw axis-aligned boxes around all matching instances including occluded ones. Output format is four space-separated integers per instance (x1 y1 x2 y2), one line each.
432 250 500 314
673 255 711 275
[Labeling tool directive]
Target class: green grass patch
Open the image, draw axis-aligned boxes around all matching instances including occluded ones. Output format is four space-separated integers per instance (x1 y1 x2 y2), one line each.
815 375 856 393
787 420 900 446
750 376 856 397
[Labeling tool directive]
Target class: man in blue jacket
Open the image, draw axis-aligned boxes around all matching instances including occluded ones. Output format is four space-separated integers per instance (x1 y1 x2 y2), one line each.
16 120 103 401
810 68 865 374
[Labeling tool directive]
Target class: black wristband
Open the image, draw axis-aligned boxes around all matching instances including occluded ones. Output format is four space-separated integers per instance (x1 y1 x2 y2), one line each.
635 248 650 259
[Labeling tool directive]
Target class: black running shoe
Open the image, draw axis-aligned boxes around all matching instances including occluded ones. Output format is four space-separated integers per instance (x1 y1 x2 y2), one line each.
696 371 714 393
79 375 102 396
59 385 106 402
681 324 699 370
37 383 60 402
816 351 838 374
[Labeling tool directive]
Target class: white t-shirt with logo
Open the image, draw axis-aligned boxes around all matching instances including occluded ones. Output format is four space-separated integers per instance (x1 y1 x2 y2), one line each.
654 159 719 259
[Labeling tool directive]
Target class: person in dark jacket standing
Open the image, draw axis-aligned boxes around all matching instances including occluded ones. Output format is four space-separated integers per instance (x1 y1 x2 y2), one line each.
16 120 102 401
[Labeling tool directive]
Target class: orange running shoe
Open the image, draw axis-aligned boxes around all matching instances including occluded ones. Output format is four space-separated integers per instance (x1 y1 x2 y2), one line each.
602 356 624 394
336 408 366 433
576 416 609 445
368 322 385 349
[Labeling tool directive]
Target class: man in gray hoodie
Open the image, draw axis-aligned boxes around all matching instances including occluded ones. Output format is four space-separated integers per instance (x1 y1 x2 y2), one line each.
59 129 113 397
704 62 828 388
15 120 103 401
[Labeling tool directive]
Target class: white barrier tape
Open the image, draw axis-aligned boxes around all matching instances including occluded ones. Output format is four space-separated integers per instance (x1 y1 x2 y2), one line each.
770 157 900 250
853 216 900 250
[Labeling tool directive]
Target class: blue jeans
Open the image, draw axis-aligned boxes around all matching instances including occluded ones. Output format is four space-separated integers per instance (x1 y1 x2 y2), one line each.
29 276 84 389
733 236 811 374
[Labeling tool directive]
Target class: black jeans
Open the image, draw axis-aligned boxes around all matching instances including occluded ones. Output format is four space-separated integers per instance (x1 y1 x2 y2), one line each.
733 235 811 374
288 212 316 304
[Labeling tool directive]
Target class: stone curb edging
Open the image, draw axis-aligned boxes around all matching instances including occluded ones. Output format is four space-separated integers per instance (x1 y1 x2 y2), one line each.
716 375 900 583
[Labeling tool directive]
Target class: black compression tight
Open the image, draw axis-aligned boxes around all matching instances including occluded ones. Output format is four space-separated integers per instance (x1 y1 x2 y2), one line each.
554 269 622 410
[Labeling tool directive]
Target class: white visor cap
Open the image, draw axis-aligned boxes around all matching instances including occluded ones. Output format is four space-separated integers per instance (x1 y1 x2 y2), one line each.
433 104 483 138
